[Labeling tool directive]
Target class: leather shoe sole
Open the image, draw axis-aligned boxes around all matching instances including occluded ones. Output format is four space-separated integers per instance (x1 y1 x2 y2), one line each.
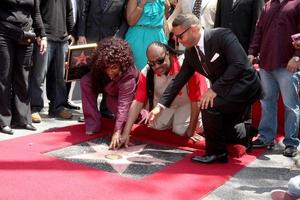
23 124 37 131
11 124 37 131
1 126 14 135
78 116 85 122
64 101 80 110
192 153 228 164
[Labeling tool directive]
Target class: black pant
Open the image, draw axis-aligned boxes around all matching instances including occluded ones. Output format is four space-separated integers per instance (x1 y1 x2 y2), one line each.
202 96 252 155
0 33 33 127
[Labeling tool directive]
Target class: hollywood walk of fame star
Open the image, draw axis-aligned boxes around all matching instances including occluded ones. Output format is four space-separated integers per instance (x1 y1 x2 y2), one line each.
73 51 90 66
67 142 170 174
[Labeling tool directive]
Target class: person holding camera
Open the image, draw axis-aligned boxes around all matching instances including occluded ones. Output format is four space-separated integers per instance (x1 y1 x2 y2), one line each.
0 0 47 135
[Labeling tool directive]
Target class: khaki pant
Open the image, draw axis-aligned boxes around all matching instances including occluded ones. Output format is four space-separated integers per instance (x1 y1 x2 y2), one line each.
149 104 202 136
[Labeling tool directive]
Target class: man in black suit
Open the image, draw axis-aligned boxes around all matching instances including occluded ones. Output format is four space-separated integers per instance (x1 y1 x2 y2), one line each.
77 0 128 44
77 0 128 119
214 0 264 53
64 0 85 111
147 13 263 164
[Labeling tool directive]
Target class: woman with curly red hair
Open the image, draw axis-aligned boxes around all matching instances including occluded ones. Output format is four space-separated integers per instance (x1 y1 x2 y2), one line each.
80 37 139 137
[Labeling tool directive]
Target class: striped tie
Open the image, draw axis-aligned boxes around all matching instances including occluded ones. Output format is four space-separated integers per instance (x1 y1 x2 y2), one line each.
101 0 109 11
192 0 202 19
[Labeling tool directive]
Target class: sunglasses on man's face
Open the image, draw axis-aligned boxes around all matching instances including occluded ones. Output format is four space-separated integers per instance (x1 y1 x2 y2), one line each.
147 53 167 68
175 27 191 40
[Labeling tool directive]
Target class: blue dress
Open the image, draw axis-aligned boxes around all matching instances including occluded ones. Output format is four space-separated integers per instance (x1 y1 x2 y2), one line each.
125 0 167 70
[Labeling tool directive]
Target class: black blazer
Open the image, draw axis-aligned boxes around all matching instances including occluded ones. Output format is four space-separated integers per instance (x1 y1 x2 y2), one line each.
77 0 128 42
159 28 263 107
72 0 85 39
214 0 264 53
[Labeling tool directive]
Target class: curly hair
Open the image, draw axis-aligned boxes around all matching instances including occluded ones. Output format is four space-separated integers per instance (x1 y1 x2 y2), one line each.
90 37 135 93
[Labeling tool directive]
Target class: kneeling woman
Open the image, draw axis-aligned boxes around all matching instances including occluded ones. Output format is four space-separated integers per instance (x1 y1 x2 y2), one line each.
80 37 139 137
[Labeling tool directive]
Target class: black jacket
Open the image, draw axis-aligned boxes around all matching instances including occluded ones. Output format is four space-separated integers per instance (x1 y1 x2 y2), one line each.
159 28 263 107
0 0 45 37
39 0 74 41
77 0 128 42
214 0 264 53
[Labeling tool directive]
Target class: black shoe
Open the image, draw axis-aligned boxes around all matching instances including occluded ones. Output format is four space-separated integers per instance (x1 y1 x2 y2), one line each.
101 110 114 119
252 138 268 148
64 101 80 110
78 116 85 122
283 146 298 157
191 153 228 164
1 126 14 135
23 124 37 131
244 126 258 152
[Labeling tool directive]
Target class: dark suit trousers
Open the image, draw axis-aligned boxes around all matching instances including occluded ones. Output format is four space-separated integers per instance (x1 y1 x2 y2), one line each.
202 96 251 155
0 34 33 127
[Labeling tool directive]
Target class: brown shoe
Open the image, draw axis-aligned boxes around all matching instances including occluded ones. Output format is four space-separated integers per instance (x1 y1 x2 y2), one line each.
56 110 73 119
31 112 41 123
49 109 73 119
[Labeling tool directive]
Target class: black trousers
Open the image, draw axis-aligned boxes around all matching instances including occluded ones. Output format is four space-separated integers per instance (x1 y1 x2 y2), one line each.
0 33 33 127
202 96 252 155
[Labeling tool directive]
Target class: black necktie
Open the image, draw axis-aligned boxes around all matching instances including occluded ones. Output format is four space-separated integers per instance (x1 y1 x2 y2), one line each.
192 0 202 19
196 46 209 76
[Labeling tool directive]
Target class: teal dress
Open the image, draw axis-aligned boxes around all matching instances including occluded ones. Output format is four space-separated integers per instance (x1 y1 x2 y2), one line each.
125 0 167 70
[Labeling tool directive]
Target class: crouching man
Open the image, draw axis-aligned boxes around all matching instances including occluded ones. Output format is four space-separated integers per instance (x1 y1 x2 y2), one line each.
109 42 208 149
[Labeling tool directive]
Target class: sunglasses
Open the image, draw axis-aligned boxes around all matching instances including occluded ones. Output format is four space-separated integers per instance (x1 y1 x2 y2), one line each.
175 27 191 40
147 53 167 68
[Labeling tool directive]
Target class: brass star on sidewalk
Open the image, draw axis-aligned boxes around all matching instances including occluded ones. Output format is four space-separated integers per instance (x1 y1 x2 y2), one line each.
67 142 170 174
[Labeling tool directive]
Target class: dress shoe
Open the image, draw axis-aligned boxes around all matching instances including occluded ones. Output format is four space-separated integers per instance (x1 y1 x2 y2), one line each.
101 110 115 119
23 124 37 131
64 101 80 110
1 126 14 135
252 138 271 148
244 125 258 152
78 116 85 122
191 153 228 164
49 110 73 119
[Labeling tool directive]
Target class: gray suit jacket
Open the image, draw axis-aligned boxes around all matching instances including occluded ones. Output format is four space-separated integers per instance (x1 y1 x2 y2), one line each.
78 0 128 42
159 28 262 107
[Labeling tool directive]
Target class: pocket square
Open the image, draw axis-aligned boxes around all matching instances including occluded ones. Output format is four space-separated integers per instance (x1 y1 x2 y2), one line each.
210 53 220 62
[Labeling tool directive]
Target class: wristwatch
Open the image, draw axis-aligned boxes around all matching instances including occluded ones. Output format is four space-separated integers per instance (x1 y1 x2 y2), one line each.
293 56 300 62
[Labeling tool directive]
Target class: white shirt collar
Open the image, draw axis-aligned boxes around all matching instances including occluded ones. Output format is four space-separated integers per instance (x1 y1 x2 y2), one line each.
71 0 77 23
196 28 205 54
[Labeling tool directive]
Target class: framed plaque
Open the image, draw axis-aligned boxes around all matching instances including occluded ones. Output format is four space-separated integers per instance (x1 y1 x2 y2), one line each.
64 43 97 82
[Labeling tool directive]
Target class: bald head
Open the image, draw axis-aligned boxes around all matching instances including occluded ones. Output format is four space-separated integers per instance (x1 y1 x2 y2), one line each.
146 42 171 76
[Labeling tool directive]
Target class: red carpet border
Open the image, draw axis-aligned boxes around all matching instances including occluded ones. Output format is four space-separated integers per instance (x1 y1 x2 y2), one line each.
0 119 265 200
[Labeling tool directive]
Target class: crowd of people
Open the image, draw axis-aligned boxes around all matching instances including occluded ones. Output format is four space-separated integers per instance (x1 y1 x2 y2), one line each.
0 0 299 166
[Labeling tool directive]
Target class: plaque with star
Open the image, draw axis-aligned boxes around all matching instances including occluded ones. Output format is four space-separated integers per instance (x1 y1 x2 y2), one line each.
65 43 97 82
46 136 191 179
